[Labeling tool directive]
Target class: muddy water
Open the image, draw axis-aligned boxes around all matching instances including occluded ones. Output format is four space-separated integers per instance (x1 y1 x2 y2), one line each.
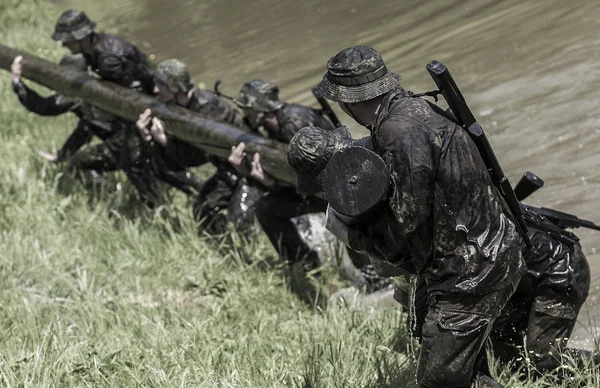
58 0 600 341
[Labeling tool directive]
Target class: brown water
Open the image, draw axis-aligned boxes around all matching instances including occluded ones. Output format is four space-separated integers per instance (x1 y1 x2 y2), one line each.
58 0 600 343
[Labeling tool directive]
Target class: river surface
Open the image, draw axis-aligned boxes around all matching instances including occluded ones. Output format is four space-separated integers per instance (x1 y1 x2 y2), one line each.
57 0 600 344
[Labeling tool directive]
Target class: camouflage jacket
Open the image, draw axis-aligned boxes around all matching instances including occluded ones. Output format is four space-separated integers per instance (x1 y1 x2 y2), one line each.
83 32 154 94
163 88 247 170
271 103 334 143
13 80 118 161
347 87 525 295
252 102 335 194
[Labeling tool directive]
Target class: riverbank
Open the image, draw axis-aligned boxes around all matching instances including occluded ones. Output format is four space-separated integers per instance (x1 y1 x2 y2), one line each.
0 1 597 386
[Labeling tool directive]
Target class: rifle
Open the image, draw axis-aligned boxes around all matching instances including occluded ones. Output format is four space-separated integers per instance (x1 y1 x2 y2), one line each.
426 60 534 250
513 171 600 231
312 87 342 127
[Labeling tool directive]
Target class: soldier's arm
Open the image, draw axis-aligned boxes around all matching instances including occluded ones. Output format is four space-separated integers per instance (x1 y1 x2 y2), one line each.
12 80 79 116
56 120 94 161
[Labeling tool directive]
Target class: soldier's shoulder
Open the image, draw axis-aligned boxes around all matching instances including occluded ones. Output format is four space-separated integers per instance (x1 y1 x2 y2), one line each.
95 33 140 56
191 88 220 106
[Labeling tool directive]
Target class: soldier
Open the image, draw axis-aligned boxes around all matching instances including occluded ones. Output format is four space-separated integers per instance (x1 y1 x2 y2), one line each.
227 79 335 271
11 54 123 190
52 9 154 93
287 126 394 293
51 8 161 207
311 45 525 387
134 59 259 232
395 228 597 379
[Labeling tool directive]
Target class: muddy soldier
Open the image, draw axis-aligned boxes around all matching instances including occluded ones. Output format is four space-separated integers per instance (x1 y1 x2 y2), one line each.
11 54 126 190
394 227 597 378
287 126 394 293
51 9 161 206
135 59 259 232
227 79 334 271
311 46 525 387
490 229 597 374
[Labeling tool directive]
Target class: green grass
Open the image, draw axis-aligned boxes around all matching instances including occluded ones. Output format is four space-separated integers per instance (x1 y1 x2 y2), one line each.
0 0 599 386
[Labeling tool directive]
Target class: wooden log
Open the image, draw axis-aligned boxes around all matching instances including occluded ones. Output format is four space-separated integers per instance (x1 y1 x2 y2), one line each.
324 146 390 224
0 43 295 185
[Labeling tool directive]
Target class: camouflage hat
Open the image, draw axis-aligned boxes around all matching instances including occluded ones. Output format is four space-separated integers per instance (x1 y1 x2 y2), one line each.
153 59 193 94
52 9 96 42
287 125 353 195
58 54 88 72
233 79 283 113
316 46 401 104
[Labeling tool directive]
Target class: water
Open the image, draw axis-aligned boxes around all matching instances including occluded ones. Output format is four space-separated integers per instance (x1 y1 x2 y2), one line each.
57 0 600 340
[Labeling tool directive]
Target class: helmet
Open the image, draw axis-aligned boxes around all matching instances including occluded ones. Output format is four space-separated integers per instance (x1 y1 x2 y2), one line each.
153 59 192 94
52 9 96 42
233 79 283 113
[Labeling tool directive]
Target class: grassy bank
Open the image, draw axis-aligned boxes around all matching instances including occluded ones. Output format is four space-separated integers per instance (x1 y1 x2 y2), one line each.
0 0 598 386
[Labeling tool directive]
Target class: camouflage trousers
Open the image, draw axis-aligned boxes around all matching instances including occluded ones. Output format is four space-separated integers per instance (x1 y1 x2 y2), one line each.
254 189 327 269
394 276 517 388
193 169 262 235
68 126 161 208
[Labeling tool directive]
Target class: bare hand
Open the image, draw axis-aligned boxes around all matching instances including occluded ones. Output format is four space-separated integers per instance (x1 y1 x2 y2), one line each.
38 151 58 163
250 153 275 187
325 204 350 245
11 55 23 84
228 142 247 167
149 117 167 146
135 108 153 142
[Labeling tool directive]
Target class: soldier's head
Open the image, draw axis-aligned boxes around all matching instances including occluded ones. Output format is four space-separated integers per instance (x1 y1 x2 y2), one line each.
233 79 283 130
52 9 96 55
58 54 88 72
317 46 401 129
287 125 353 195
152 59 193 103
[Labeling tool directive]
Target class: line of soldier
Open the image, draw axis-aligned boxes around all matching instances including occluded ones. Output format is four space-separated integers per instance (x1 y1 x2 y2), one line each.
9 10 390 292
9 8 600 388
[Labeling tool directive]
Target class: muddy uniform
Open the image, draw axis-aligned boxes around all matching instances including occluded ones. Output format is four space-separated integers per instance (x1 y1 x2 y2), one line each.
252 103 334 267
403 227 595 376
342 88 525 387
12 79 123 188
490 229 594 372
148 87 258 232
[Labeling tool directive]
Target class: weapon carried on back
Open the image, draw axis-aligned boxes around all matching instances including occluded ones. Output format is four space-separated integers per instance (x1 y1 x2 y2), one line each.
425 60 534 250
312 87 342 127
514 171 600 232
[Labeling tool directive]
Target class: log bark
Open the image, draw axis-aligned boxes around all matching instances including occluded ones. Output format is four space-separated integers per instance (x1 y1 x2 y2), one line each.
0 43 295 185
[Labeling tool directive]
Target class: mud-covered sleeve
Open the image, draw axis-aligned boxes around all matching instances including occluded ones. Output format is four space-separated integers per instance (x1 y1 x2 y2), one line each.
382 116 435 237
57 120 94 161
12 80 78 116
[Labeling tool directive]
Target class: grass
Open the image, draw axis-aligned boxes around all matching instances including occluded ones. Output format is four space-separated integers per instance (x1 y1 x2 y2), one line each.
0 0 599 386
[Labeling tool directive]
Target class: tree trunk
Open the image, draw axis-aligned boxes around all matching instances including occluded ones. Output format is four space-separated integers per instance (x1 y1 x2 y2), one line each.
0 43 295 185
